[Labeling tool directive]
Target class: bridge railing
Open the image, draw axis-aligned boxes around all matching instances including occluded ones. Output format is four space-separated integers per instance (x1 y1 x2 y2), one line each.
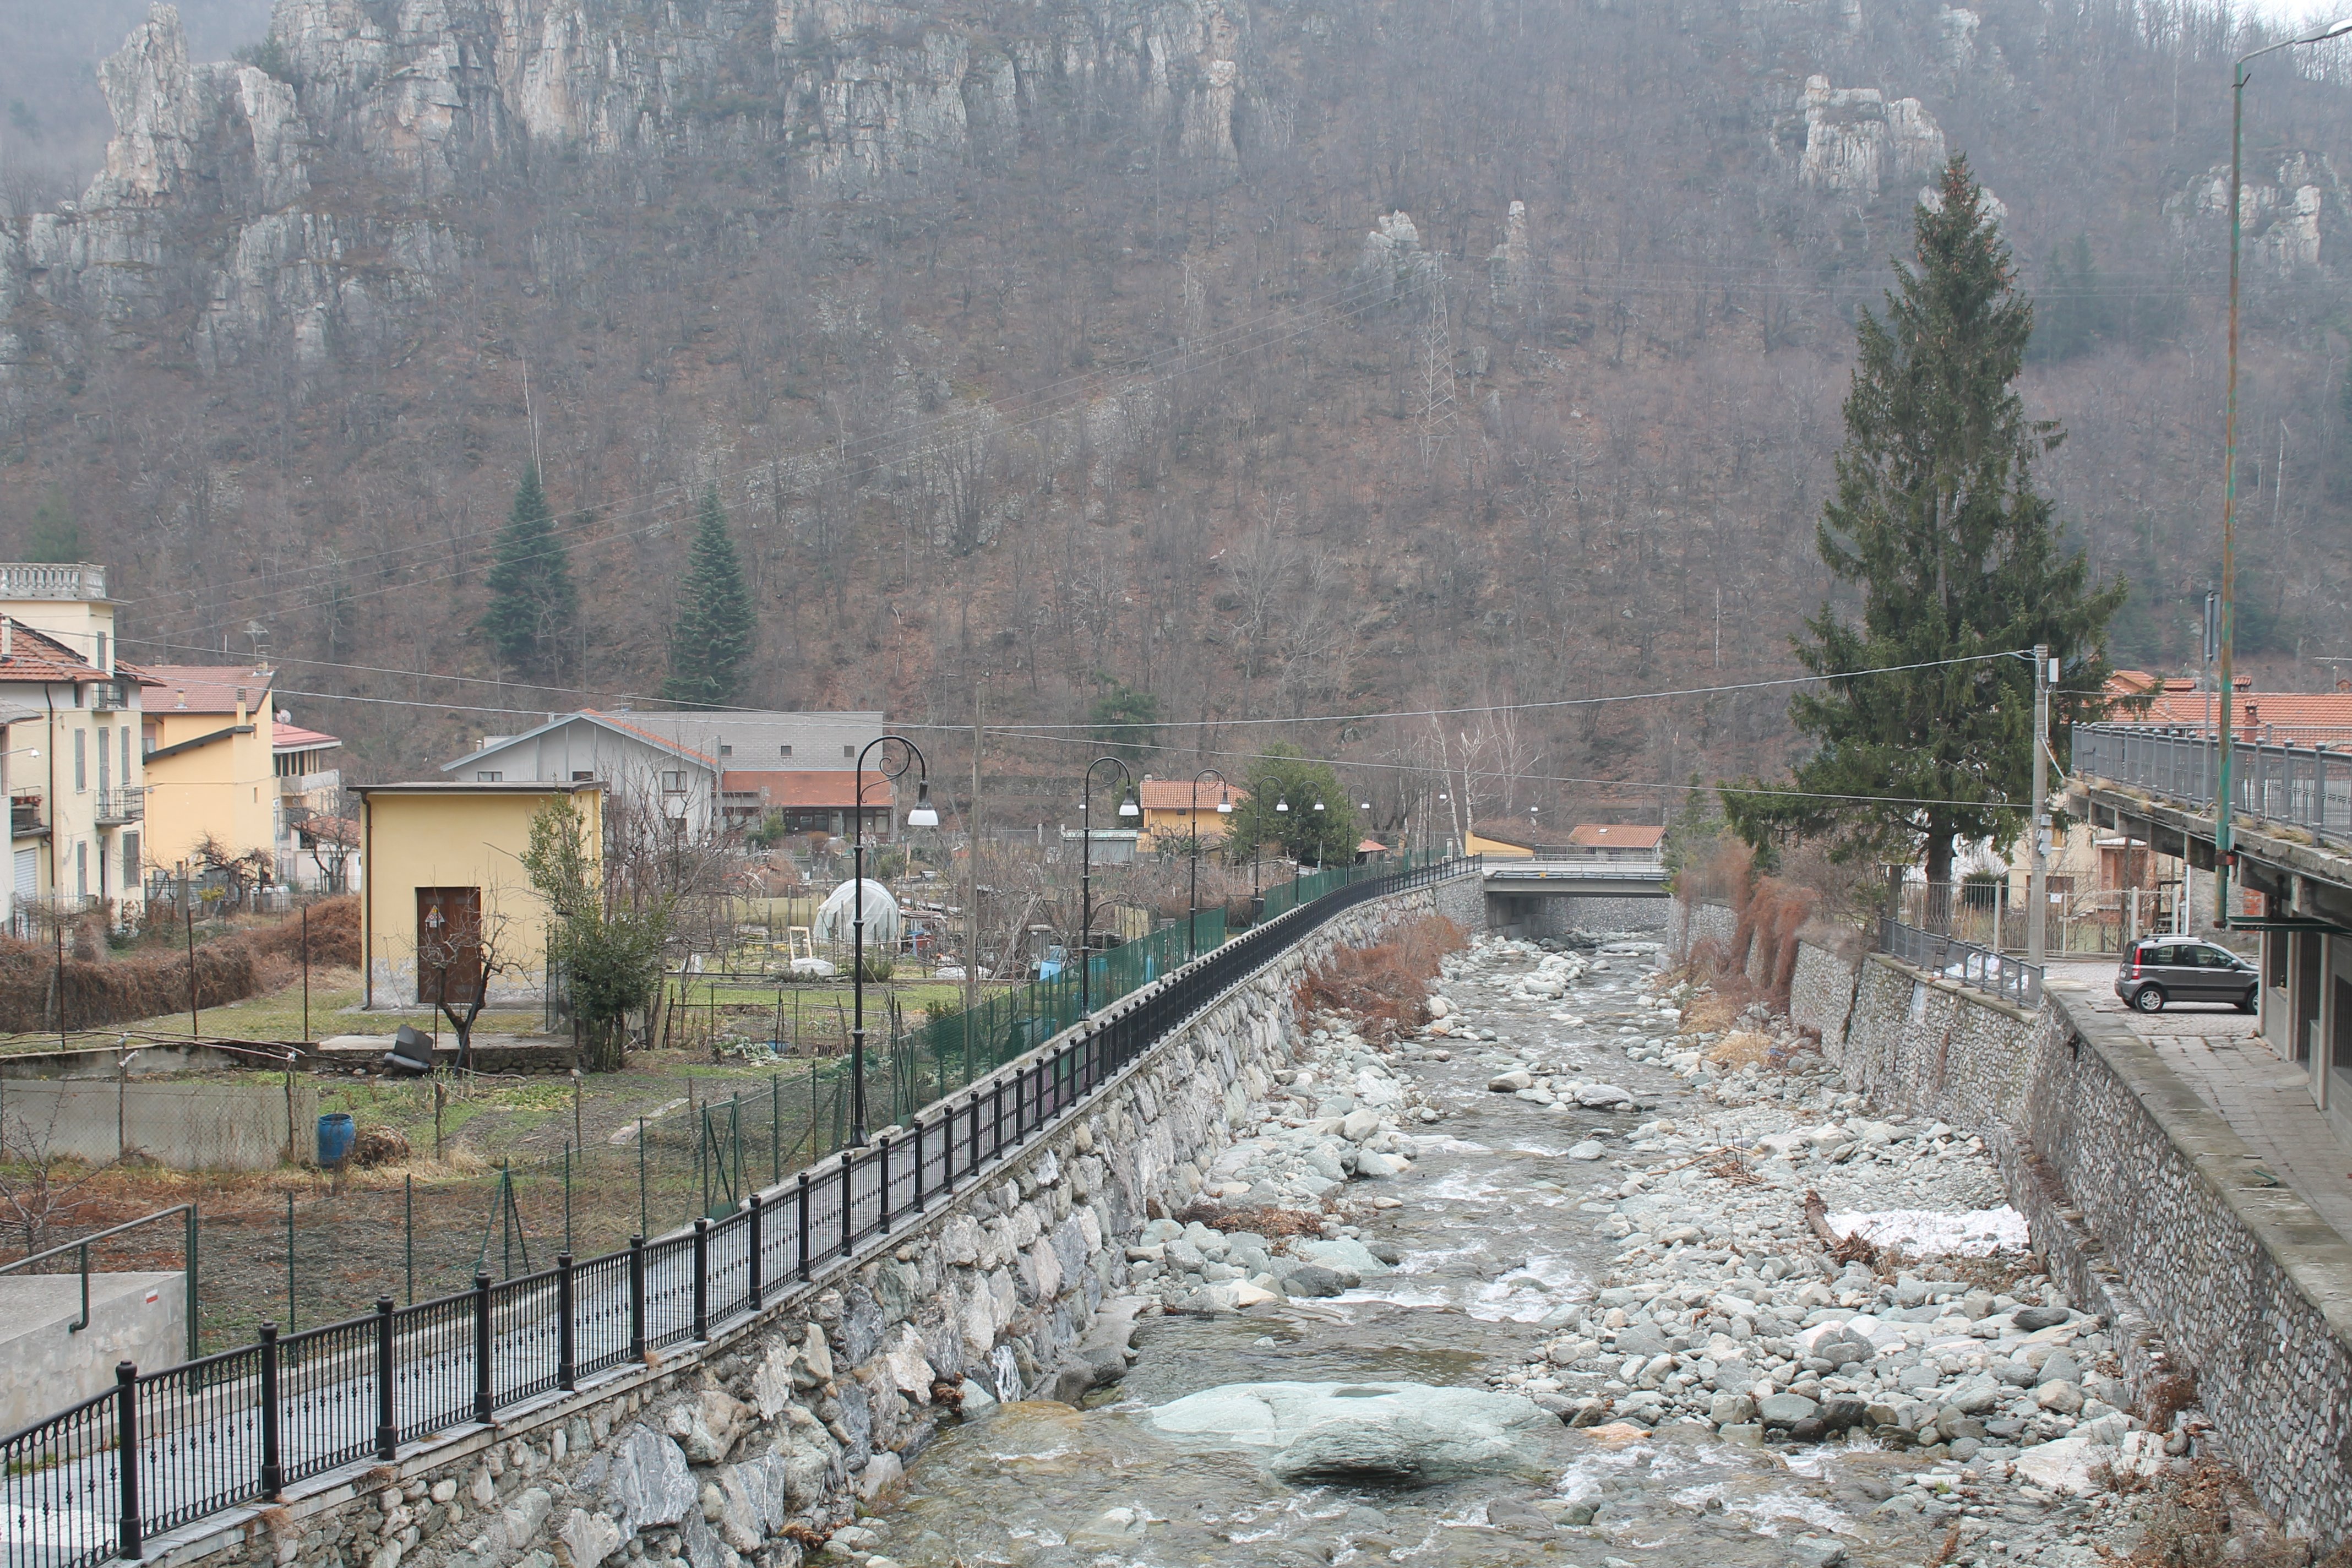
0 856 1478 1568
2073 721 2352 852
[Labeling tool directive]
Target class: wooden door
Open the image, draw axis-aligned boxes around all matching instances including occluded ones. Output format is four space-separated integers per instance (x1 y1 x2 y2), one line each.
417 886 483 1004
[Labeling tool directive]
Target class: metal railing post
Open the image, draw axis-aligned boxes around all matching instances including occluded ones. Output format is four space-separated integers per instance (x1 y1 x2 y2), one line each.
375 1295 396 1460
472 1272 493 1424
796 1174 812 1281
746 1196 764 1312
839 1156 854 1257
877 1135 894 1231
911 1121 925 1212
627 1237 646 1362
258 1323 282 1498
557 1253 576 1390
115 1360 140 1561
692 1219 710 1341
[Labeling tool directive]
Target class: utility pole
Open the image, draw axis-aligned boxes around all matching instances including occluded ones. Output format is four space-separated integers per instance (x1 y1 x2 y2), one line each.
2028 644 2050 967
967 684 983 1023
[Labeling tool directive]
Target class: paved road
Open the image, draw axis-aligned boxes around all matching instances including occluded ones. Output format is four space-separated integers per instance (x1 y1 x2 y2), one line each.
2048 961 2352 1241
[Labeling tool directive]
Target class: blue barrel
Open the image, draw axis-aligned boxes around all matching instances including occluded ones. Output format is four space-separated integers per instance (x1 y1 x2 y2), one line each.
316 1112 356 1167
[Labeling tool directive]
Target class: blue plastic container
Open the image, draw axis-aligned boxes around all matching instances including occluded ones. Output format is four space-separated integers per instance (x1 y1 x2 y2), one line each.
317 1112 356 1167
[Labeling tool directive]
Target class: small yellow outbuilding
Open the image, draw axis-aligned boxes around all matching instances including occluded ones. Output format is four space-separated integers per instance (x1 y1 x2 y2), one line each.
355 780 603 1009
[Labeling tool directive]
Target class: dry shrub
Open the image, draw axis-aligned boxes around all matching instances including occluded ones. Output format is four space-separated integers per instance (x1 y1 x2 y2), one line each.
2112 1461 2315 1567
1682 991 1740 1034
1173 1200 1326 1237
350 1124 411 1167
1294 914 1465 1042
2143 1370 2200 1431
1707 1030 1773 1069
0 897 360 1036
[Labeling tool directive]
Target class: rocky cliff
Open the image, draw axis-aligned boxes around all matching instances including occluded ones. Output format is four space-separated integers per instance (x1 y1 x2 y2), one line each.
1 0 1253 409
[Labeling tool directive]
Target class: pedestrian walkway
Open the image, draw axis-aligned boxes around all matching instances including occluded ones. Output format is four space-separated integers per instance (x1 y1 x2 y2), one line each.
2046 961 2352 1242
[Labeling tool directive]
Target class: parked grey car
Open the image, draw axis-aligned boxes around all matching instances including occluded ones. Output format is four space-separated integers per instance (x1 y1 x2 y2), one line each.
2115 938 2257 1014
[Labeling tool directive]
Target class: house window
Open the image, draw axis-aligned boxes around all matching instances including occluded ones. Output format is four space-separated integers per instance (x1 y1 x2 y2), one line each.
719 744 733 758
663 771 686 792
96 726 109 796
75 840 86 898
842 745 853 758
780 744 792 758
73 729 85 792
95 633 106 673
121 728 130 788
572 770 594 782
122 831 139 891
476 771 503 782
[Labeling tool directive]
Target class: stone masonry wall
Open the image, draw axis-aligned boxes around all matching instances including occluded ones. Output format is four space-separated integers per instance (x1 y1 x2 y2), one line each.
1840 953 2352 1549
150 886 1455 1568
1787 940 1860 1049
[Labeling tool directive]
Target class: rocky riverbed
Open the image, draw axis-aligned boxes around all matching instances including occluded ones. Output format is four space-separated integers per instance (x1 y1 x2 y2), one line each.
836 933 2291 1568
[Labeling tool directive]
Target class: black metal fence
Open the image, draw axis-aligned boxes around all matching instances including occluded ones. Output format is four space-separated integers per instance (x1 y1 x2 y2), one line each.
1879 915 2044 1009
0 857 1473 1568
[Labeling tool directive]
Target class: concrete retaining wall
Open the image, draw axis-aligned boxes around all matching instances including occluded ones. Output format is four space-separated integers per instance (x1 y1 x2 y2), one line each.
143 881 1458 1568
1841 953 2352 1549
0 1271 187 1433
1 1077 317 1170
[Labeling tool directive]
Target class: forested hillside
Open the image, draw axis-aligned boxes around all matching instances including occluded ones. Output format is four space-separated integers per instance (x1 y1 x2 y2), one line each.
1 0 2347 819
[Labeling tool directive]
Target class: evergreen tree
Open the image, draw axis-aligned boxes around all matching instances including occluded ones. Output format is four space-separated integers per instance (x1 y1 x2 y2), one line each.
25 486 80 562
1224 745 1360 869
481 466 579 679
662 487 756 707
1724 157 2127 888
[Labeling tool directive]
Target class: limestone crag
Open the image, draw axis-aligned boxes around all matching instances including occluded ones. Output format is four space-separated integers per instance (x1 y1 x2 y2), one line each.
2167 153 2348 272
1794 73 1946 198
1 0 1251 402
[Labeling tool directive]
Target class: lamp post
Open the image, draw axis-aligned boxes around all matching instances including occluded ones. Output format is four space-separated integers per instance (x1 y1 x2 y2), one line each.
851 737 938 1147
1186 769 1230 962
1079 756 1137 1016
2215 18 2352 923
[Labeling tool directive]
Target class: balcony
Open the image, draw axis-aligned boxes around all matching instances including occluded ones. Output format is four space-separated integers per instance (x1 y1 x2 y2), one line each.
10 794 43 836
0 562 105 601
2072 722 2352 853
95 788 144 826
88 680 129 711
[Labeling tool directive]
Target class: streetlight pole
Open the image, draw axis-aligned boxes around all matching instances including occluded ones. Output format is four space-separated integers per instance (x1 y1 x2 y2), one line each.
1079 756 1137 1016
850 736 938 1147
1187 769 1230 962
2216 19 2352 924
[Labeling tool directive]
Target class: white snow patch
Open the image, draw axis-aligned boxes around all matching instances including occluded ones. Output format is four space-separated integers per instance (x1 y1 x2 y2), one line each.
1823 1205 2028 1256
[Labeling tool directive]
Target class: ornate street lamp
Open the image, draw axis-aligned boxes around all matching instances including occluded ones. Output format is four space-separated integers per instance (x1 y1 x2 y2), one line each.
851 736 937 1147
1080 756 1138 1015
1186 769 1231 962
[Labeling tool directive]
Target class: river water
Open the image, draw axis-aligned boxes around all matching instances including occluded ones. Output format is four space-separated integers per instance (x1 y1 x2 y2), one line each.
853 940 2092 1568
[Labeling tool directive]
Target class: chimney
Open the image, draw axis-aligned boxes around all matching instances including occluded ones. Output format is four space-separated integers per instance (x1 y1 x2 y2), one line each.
2 619 11 658
235 688 248 726
2242 701 2259 739
175 689 187 709
2338 678 2351 693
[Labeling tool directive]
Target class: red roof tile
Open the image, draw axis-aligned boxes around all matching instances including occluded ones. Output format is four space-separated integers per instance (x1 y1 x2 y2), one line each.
144 664 275 714
0 619 106 684
1137 780 1250 810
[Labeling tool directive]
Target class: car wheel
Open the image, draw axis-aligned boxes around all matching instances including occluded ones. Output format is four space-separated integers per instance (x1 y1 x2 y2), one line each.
2238 986 2258 1014
2132 986 2167 1014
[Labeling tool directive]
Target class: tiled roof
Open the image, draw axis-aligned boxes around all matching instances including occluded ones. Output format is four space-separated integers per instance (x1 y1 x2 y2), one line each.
144 664 275 714
0 619 105 683
1137 780 1250 810
578 710 717 767
2110 689 2352 736
1566 823 1667 849
273 724 342 752
718 770 885 809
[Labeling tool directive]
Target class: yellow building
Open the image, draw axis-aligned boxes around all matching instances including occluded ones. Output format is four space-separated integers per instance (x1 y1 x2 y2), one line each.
1134 778 1249 853
355 781 603 1008
0 564 150 927
138 665 279 879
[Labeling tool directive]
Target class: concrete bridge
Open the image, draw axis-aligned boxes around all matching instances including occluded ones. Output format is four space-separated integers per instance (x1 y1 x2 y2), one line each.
1480 856 1669 935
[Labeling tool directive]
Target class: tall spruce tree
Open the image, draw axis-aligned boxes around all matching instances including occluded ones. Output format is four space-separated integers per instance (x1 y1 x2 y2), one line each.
481 466 579 679
662 487 756 707
1724 156 2127 886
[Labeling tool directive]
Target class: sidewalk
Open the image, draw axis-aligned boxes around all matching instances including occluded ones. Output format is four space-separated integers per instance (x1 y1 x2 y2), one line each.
2046 961 2352 1242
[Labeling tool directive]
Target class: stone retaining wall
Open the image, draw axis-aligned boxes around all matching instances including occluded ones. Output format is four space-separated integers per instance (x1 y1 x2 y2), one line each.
149 885 1453 1568
1841 953 2352 1550
1787 941 1859 1047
